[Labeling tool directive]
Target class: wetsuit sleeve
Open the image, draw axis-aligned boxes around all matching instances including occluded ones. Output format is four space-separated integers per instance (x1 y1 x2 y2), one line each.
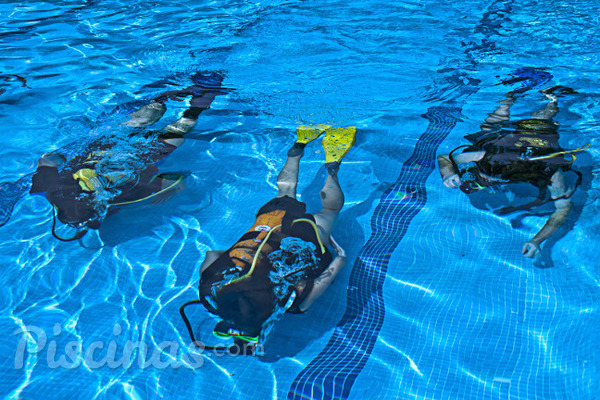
30 166 61 194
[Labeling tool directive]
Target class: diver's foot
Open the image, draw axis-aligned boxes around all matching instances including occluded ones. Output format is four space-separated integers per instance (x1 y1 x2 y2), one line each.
501 92 517 103
322 126 356 168
164 117 197 135
540 85 578 96
122 101 167 127
287 142 306 157
287 124 331 157
325 161 340 174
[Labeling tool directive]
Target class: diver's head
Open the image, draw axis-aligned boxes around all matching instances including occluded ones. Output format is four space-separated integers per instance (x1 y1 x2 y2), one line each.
215 288 273 339
49 198 100 242
47 176 103 231
55 200 102 230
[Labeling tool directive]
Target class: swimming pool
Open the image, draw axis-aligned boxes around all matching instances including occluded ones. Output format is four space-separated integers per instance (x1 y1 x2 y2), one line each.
1 0 599 399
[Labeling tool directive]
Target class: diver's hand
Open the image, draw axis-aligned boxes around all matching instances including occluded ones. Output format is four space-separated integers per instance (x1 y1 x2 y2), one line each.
522 241 540 258
329 236 346 258
443 174 461 188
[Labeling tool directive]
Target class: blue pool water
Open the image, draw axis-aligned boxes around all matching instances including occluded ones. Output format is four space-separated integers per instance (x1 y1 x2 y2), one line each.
1 1 600 399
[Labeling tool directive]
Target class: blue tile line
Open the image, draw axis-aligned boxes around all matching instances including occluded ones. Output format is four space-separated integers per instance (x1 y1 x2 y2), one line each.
287 106 462 400
287 0 514 396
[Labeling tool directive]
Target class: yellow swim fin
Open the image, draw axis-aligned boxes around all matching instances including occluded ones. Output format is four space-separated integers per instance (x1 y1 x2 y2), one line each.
322 126 356 168
288 124 331 157
296 124 330 144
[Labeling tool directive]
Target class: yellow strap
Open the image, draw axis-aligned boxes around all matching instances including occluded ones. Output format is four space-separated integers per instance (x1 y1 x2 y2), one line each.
527 143 591 162
111 175 183 206
222 218 326 288
293 218 326 254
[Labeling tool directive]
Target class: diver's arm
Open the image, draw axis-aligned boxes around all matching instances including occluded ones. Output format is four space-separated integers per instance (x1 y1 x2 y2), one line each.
200 250 225 273
37 153 65 168
30 153 65 193
437 151 485 188
297 237 347 312
522 170 573 257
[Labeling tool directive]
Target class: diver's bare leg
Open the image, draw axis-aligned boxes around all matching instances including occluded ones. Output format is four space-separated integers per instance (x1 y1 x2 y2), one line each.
164 90 221 136
122 101 167 127
162 90 222 147
313 166 344 242
531 95 558 120
121 87 197 128
481 95 514 131
123 74 223 128
276 144 305 198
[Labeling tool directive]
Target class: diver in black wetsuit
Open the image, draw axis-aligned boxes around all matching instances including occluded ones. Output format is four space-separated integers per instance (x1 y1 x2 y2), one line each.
180 125 356 355
437 87 587 258
30 73 226 241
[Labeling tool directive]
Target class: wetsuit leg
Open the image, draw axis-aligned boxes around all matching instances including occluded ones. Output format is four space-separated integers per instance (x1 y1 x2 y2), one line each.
276 147 303 198
312 165 344 240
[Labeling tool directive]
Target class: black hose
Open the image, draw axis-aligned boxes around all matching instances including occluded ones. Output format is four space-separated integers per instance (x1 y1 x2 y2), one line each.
179 300 229 352
52 207 88 242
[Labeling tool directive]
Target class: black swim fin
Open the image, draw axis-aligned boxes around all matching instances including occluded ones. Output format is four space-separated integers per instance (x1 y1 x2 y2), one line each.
541 85 578 95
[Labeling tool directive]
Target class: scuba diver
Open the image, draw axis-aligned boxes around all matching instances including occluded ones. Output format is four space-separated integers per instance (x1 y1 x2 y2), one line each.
180 125 356 355
24 72 226 241
437 86 588 258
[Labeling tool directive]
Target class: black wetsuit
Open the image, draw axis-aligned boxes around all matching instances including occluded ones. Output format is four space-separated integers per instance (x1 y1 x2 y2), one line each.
30 134 177 228
453 118 580 213
454 119 572 193
199 196 333 337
